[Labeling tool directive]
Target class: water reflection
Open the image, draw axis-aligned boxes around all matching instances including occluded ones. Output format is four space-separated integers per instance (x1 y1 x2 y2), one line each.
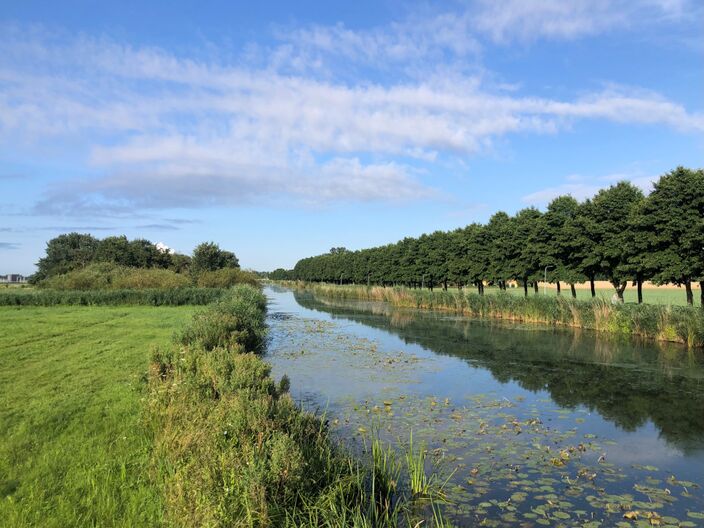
292 291 704 453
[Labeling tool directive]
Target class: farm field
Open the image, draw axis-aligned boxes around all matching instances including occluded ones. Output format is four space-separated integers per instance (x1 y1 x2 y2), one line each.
0 305 196 527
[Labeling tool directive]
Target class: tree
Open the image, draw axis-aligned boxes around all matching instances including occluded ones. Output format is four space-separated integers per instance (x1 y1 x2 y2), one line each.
588 182 645 301
637 167 704 305
512 208 543 297
538 196 585 298
191 242 240 275
31 233 99 282
95 236 132 266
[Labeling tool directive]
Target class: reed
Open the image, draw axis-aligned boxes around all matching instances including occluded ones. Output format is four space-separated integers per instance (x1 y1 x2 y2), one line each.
0 287 227 306
286 282 704 348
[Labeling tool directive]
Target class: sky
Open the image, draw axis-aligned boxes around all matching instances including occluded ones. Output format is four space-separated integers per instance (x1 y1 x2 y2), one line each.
1 0 702 274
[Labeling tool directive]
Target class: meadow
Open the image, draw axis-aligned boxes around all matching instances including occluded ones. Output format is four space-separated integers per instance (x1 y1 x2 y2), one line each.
0 305 196 527
1 287 450 527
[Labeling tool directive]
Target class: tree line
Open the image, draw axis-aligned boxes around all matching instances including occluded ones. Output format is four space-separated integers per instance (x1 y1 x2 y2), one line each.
278 167 704 305
31 234 240 283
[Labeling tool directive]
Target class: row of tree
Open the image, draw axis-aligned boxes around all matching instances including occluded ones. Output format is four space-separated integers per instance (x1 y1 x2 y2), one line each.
282 167 704 305
31 234 239 283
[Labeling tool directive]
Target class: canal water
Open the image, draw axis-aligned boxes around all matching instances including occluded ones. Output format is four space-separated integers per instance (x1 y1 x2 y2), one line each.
265 286 704 527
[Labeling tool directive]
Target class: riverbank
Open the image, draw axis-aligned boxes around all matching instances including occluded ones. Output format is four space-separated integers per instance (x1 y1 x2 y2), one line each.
146 284 445 526
278 281 704 349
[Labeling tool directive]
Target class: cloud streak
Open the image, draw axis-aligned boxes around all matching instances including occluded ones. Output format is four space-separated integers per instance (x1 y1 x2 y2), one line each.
0 14 701 214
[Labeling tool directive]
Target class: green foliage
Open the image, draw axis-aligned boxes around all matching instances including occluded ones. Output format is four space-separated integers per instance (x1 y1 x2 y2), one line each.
191 241 240 275
269 268 294 280
634 166 704 304
31 232 100 283
39 262 191 290
31 232 191 283
0 287 226 306
147 285 424 527
290 167 703 306
295 283 704 348
176 285 267 352
195 267 260 288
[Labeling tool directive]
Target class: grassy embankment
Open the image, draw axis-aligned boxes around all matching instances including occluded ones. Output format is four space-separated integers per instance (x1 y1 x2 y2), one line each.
146 284 445 527
2 285 447 527
487 284 699 306
284 282 704 349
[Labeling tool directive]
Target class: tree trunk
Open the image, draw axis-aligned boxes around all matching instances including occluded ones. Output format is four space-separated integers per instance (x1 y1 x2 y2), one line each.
556 281 561 295
685 279 693 305
637 276 643 304
533 281 539 294
590 276 596 298
477 281 482 295
700 281 704 308
613 281 627 302
523 279 528 297
443 280 448 291
570 283 577 298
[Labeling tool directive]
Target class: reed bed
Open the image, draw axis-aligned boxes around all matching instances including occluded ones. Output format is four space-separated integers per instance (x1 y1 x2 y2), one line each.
0 287 227 306
286 282 704 348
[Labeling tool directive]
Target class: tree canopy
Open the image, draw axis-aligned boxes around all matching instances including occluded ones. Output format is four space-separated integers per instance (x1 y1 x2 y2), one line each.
288 167 704 305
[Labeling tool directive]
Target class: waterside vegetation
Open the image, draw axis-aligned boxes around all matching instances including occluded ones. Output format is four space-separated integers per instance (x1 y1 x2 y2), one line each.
285 282 704 348
145 284 452 527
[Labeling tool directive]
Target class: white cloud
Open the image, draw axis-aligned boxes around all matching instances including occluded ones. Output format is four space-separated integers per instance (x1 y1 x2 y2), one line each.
522 172 658 205
471 0 696 42
0 21 701 214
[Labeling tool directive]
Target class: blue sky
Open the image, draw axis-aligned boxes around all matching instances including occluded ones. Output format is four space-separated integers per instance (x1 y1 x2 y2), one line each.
1 0 702 274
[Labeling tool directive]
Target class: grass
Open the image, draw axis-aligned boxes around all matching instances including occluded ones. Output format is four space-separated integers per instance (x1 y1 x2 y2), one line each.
0 304 197 527
2 286 452 527
147 284 449 526
284 282 704 349
0 287 227 306
490 285 698 306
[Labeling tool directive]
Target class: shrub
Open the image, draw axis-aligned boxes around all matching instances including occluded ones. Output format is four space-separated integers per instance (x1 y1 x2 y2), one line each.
195 268 260 288
39 263 190 290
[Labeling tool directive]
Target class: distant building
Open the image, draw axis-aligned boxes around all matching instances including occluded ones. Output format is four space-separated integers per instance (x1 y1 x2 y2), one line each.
0 274 27 283
156 242 175 254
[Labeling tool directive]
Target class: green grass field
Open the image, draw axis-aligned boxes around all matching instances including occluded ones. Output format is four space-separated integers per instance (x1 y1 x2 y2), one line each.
0 305 196 527
485 286 699 306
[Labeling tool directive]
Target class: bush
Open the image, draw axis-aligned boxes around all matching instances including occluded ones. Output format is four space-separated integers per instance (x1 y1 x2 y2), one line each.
195 268 260 288
39 263 190 290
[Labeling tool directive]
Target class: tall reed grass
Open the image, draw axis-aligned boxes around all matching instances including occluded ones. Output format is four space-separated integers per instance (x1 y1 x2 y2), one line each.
0 288 227 306
286 282 704 349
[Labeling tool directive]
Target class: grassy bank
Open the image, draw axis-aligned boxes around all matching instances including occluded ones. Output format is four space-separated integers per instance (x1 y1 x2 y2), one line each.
485 284 698 306
0 287 227 306
283 282 704 349
0 305 197 527
147 284 448 527
2 285 448 526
